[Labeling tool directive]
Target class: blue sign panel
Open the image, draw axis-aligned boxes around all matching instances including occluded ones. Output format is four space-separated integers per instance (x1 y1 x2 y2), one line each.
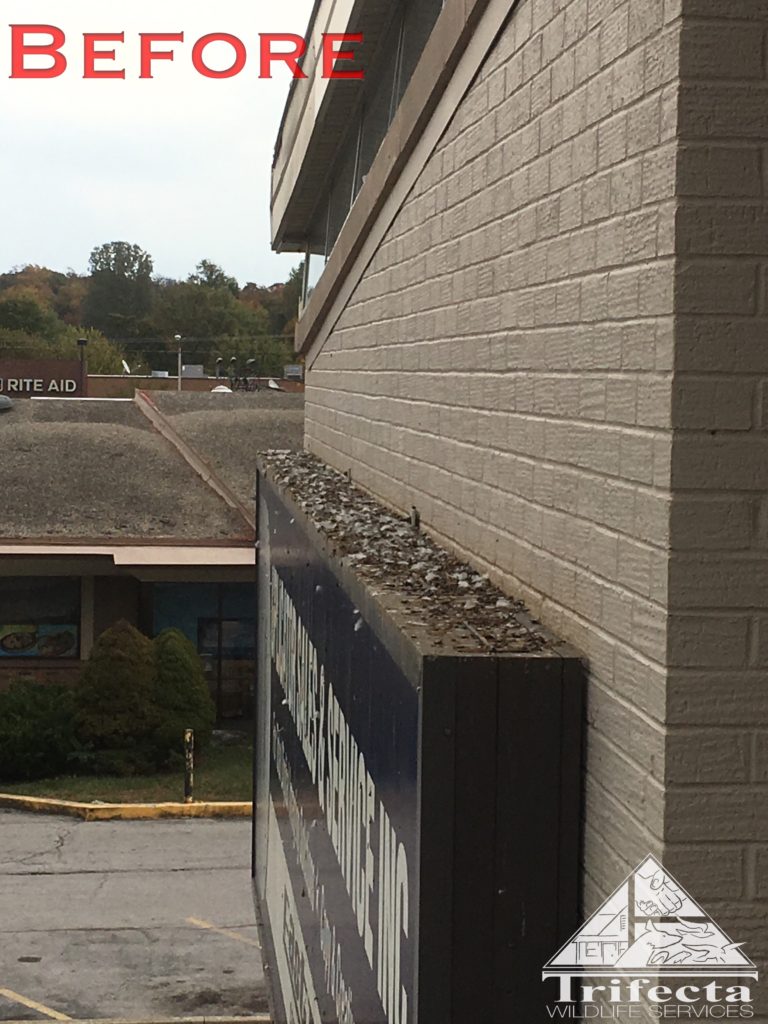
254 480 419 1024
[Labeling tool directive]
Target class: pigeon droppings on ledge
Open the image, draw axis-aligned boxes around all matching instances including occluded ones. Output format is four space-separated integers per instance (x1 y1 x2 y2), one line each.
260 451 550 655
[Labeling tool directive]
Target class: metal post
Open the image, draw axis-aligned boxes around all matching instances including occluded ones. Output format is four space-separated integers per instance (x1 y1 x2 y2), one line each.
175 334 182 392
184 728 194 803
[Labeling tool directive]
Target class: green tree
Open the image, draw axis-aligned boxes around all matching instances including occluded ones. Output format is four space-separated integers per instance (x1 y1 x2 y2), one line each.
188 259 240 296
0 328 54 359
54 274 88 326
83 241 154 338
151 281 266 340
152 629 216 763
55 326 125 374
148 277 271 371
0 294 60 339
212 335 293 377
0 325 125 374
241 262 302 337
74 620 161 775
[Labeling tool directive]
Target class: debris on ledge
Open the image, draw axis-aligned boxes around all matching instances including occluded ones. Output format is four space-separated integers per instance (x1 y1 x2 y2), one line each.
260 451 551 655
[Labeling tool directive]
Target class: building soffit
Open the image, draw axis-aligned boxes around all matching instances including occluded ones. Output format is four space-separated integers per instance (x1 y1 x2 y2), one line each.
271 0 399 249
292 0 506 360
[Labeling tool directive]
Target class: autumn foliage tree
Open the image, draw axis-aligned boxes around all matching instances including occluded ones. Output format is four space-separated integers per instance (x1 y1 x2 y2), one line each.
0 247 301 376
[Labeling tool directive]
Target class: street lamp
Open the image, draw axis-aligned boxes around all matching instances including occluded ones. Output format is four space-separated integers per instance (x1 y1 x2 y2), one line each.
174 334 182 392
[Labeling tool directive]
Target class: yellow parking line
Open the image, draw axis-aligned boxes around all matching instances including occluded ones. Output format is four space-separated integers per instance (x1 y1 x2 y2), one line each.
0 987 72 1020
186 916 261 949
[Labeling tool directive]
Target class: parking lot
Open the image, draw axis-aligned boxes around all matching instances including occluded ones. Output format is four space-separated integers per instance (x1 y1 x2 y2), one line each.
0 811 266 1020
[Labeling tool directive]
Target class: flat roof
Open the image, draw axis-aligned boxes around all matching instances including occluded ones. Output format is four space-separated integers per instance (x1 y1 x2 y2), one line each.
148 391 304 509
0 395 300 543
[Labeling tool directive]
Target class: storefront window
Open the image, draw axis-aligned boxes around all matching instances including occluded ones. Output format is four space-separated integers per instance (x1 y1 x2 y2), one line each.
0 577 80 659
152 582 255 720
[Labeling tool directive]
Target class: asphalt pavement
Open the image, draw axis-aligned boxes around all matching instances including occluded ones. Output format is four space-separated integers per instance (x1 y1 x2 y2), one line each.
0 811 266 1020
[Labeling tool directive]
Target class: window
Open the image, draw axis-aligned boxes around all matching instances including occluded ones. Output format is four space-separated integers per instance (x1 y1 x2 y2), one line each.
298 0 445 307
152 582 256 719
0 577 80 659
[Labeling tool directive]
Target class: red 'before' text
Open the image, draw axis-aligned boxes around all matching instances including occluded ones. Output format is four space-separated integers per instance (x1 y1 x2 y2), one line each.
9 26 364 80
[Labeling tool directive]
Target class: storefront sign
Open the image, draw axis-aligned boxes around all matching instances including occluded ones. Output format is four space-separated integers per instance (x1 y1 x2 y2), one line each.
253 468 584 1024
0 359 84 397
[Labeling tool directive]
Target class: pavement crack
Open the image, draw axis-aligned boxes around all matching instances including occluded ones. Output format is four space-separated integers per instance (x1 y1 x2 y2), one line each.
11 827 73 868
54 828 72 857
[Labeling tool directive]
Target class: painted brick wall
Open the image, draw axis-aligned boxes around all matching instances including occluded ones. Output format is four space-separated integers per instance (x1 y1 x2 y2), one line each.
306 0 681 923
663 0 768 1005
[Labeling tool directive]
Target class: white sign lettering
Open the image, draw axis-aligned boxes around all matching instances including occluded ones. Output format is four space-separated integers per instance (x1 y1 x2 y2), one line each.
0 378 78 393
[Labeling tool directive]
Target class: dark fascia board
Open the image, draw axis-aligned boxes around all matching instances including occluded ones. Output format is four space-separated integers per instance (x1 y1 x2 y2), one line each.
294 0 492 354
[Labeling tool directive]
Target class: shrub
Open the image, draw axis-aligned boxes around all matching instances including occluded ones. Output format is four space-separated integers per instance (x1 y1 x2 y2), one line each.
73 619 161 775
152 628 215 765
0 679 79 782
6 623 218 781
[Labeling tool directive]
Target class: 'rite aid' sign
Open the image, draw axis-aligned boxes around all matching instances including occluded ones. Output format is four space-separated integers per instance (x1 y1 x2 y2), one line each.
0 359 83 396
254 465 584 1024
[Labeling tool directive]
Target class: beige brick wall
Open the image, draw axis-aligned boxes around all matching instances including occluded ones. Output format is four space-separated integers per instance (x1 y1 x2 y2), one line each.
663 0 768 1003
304 0 767 1008
308 0 678 901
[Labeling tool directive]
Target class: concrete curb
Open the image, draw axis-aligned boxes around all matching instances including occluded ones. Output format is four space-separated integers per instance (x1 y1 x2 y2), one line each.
0 794 252 821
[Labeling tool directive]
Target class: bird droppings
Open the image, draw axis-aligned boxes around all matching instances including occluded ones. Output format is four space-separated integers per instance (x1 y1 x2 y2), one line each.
261 451 550 655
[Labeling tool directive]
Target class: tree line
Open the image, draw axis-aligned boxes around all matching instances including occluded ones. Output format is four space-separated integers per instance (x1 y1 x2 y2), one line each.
0 241 303 376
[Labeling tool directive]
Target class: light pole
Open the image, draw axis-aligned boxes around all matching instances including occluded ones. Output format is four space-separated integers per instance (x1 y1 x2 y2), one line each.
174 334 182 392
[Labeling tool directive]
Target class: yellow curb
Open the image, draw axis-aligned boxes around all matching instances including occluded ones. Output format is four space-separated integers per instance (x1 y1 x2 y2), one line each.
0 793 252 821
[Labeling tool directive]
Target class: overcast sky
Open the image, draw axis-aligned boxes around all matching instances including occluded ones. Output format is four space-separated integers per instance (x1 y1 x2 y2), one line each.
0 1 314 286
